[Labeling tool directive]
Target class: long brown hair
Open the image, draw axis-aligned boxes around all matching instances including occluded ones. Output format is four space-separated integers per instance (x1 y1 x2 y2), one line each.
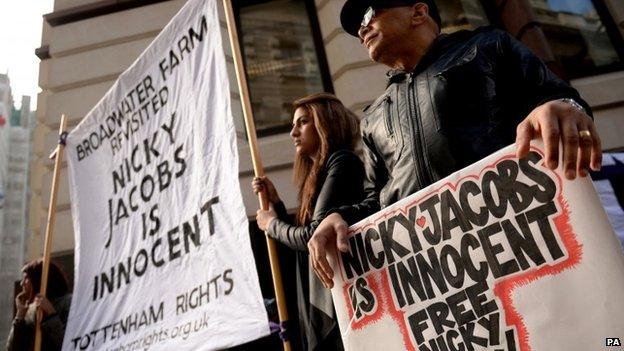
292 93 360 225
22 258 69 300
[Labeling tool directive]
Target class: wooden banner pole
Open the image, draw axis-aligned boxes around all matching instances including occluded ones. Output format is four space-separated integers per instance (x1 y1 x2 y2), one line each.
34 114 68 351
221 1 292 350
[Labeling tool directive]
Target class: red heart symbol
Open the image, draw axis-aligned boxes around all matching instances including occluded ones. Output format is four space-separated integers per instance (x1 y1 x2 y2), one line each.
416 216 426 228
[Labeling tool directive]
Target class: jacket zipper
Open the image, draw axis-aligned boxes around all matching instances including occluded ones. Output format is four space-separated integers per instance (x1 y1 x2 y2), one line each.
384 95 394 136
406 73 432 189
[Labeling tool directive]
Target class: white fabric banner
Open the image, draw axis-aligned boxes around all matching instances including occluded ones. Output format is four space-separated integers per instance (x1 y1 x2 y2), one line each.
63 0 269 349
331 142 624 351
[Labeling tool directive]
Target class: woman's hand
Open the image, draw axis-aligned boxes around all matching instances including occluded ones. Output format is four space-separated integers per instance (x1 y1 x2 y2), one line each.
256 208 277 231
34 295 56 316
252 176 280 204
15 288 32 319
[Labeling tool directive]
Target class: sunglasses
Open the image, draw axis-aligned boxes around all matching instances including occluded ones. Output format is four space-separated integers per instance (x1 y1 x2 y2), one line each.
360 3 415 28
361 7 377 28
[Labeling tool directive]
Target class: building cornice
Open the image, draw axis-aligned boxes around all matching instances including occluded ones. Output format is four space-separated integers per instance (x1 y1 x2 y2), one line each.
43 0 174 27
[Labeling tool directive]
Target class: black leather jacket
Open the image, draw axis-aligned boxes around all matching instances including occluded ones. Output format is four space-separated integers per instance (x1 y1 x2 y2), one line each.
267 149 363 351
338 26 591 224
267 149 365 248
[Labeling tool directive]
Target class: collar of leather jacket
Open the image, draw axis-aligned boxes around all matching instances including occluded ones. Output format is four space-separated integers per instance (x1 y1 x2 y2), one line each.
385 26 494 86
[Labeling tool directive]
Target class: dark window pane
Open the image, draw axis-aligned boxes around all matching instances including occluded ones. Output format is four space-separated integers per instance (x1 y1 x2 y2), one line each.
51 252 75 291
531 0 621 78
238 0 325 133
438 0 489 33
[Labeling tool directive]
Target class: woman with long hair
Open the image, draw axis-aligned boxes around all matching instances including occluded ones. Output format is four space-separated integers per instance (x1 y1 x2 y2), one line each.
253 93 364 350
6 258 72 351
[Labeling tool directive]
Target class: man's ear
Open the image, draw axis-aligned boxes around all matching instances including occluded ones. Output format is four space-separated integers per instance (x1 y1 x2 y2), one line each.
410 2 429 26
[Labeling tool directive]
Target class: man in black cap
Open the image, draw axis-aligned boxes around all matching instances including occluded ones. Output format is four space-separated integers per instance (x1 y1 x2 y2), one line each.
307 0 603 288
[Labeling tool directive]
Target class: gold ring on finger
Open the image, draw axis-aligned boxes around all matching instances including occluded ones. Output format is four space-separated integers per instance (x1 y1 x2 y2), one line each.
579 130 591 139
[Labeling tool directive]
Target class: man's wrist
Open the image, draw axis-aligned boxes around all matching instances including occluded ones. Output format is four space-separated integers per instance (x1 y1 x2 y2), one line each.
326 208 341 217
327 207 351 226
327 212 346 228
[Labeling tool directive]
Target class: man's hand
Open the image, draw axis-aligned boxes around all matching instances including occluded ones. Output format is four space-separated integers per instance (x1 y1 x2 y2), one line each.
516 99 601 179
308 213 350 289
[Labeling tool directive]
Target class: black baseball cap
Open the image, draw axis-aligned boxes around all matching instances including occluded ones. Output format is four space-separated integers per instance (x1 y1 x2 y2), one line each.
340 0 442 37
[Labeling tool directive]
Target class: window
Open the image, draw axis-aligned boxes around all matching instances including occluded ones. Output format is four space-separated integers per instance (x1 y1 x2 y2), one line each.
52 251 75 291
530 0 623 79
437 0 490 33
235 0 332 135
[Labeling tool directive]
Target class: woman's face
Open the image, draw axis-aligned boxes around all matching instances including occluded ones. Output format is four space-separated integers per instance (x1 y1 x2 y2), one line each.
290 107 320 158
